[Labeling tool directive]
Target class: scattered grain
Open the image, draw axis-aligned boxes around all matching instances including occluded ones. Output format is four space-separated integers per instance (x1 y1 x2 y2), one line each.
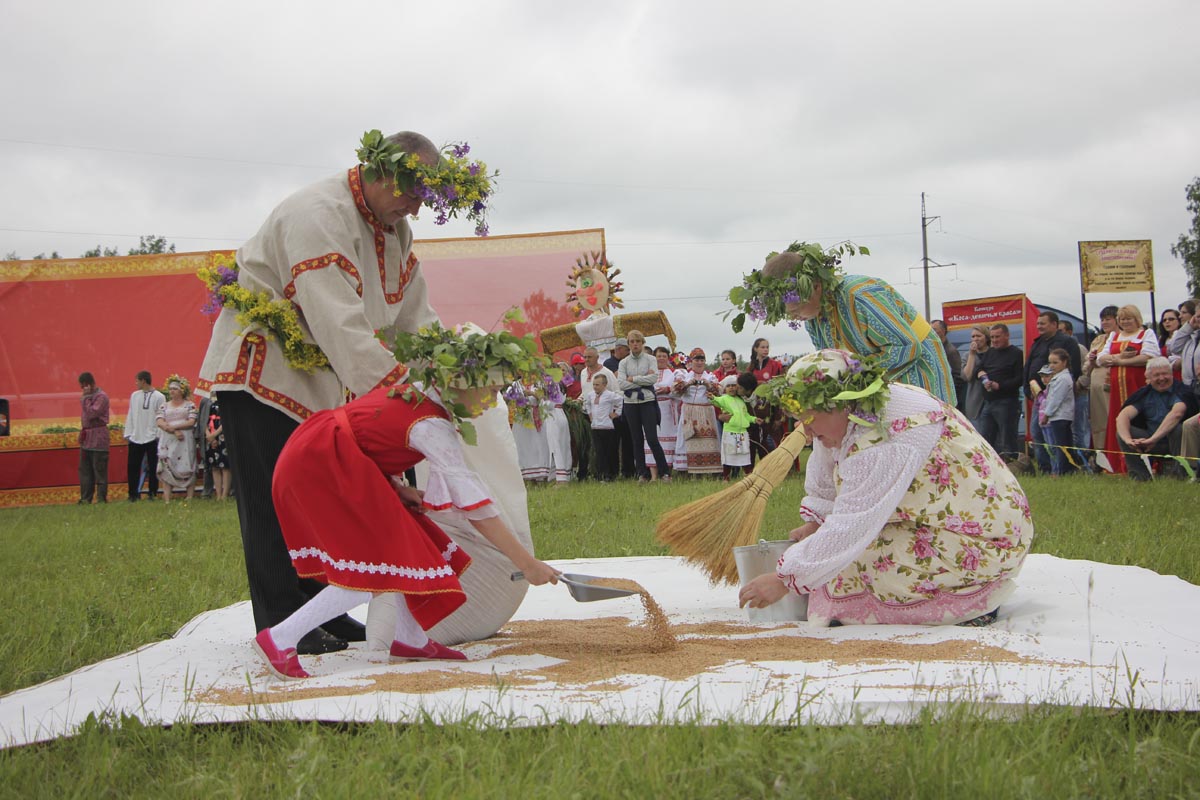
199 607 1068 707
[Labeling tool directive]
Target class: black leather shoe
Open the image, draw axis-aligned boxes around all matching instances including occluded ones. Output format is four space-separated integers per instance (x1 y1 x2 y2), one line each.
296 627 349 655
320 613 367 642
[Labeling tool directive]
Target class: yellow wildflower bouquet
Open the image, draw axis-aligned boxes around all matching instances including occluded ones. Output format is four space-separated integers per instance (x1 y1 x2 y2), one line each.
197 253 330 374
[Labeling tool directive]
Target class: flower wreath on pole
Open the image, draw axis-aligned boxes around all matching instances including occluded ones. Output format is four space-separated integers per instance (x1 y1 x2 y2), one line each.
725 241 869 333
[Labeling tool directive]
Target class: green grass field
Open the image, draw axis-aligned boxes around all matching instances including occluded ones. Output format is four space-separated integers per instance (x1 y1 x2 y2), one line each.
0 473 1197 798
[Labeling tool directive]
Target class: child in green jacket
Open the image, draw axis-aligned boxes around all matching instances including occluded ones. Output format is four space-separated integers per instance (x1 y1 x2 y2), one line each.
711 373 756 479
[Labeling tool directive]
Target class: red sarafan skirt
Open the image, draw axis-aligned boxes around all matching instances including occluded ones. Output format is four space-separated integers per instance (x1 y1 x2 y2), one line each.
273 401 471 630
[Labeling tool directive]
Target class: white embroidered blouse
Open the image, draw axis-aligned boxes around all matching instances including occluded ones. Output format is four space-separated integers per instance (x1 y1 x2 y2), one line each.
778 385 945 592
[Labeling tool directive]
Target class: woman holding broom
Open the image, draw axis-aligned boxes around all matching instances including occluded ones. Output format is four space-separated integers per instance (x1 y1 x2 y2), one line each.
736 349 1032 626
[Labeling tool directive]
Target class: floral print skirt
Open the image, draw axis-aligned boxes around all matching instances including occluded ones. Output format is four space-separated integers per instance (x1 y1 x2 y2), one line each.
809 403 1033 625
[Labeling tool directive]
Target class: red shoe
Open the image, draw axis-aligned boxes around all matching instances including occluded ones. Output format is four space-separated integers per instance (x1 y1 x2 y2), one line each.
253 629 310 680
389 639 467 662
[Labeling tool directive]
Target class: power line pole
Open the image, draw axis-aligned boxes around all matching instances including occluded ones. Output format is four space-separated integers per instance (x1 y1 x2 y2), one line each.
920 192 955 319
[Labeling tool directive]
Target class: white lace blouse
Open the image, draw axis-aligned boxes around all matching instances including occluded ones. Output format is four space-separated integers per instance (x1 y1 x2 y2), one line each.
394 387 499 521
778 385 945 592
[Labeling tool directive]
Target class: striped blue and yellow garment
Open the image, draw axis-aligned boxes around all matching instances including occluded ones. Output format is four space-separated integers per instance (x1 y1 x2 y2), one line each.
805 274 956 405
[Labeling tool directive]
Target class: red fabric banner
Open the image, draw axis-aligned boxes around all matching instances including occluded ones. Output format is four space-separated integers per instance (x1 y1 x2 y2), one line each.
0 230 602 432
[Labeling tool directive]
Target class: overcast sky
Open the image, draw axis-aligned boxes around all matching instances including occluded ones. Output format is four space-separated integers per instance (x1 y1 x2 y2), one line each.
2 0 1197 359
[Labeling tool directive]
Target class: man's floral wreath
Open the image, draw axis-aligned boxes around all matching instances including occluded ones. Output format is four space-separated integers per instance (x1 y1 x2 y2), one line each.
756 349 888 427
356 130 497 237
725 241 868 333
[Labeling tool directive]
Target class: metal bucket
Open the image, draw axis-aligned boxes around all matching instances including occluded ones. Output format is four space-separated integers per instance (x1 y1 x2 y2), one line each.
733 539 808 622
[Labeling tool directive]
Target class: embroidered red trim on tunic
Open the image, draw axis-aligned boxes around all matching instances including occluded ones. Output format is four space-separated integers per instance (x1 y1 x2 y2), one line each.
196 333 315 419
371 363 409 393
346 167 417 305
284 253 364 300
348 167 389 231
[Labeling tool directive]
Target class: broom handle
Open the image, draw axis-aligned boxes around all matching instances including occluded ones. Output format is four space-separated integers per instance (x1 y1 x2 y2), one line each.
776 426 809 458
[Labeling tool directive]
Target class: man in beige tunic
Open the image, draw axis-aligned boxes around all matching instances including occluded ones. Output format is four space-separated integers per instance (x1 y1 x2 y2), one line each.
196 132 529 653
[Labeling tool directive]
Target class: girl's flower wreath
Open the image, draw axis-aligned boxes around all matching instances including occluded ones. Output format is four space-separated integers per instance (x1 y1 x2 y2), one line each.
725 241 869 333
383 308 559 445
756 349 889 428
356 130 497 237
198 253 330 374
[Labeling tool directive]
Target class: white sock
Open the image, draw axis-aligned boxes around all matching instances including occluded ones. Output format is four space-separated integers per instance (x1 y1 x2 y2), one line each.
269 586 371 651
393 598 430 648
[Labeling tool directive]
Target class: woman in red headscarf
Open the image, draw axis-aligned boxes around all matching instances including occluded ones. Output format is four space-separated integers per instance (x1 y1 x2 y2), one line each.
671 348 722 475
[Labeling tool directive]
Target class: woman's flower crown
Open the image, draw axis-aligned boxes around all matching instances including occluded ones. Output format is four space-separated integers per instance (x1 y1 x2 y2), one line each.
356 130 497 237
383 308 558 444
756 349 888 427
565 251 624 316
725 241 867 333
198 253 330 374
162 373 191 398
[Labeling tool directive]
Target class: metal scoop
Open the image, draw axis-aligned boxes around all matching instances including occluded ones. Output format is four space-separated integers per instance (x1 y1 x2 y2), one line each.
510 571 639 602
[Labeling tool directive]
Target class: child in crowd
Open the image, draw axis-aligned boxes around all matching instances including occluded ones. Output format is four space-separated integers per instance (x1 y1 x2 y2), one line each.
584 374 623 481
1038 348 1077 476
712 350 740 382
711 373 756 480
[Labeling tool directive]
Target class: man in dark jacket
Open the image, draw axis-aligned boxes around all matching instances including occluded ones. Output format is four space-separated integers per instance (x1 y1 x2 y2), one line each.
974 324 1024 459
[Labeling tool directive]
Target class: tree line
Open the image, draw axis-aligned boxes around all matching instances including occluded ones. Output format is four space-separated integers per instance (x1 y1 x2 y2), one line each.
3 235 176 261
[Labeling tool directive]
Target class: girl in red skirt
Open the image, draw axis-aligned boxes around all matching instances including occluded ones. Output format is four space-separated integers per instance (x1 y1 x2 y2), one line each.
253 382 560 680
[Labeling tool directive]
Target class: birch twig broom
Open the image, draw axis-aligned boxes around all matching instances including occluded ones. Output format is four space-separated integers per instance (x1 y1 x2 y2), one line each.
656 426 808 585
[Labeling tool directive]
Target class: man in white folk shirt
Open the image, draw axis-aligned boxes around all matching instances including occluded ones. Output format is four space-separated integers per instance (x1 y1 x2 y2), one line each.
195 130 527 654
123 370 165 502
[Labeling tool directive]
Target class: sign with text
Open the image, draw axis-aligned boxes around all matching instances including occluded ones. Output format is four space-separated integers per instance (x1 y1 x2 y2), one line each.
941 294 1027 329
1078 240 1154 293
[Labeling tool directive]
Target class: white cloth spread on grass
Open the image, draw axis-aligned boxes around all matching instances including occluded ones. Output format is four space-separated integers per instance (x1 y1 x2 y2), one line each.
0 555 1196 746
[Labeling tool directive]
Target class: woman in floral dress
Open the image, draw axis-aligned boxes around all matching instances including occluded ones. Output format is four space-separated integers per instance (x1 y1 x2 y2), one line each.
738 349 1033 626
155 376 198 502
205 397 232 500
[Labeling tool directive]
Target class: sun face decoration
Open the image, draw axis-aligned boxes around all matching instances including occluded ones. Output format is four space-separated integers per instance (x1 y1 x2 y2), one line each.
565 252 624 317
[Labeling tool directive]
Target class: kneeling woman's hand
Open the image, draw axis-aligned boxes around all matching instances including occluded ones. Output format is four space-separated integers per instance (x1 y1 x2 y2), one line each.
788 521 820 542
519 558 561 586
738 573 790 609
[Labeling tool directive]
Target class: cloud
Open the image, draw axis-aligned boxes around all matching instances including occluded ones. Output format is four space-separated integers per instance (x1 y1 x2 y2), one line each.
1 0 1195 359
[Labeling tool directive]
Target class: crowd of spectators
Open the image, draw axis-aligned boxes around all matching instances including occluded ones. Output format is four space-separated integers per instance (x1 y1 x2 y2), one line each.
71 296 1200 507
511 334 799 484
943 298 1200 482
